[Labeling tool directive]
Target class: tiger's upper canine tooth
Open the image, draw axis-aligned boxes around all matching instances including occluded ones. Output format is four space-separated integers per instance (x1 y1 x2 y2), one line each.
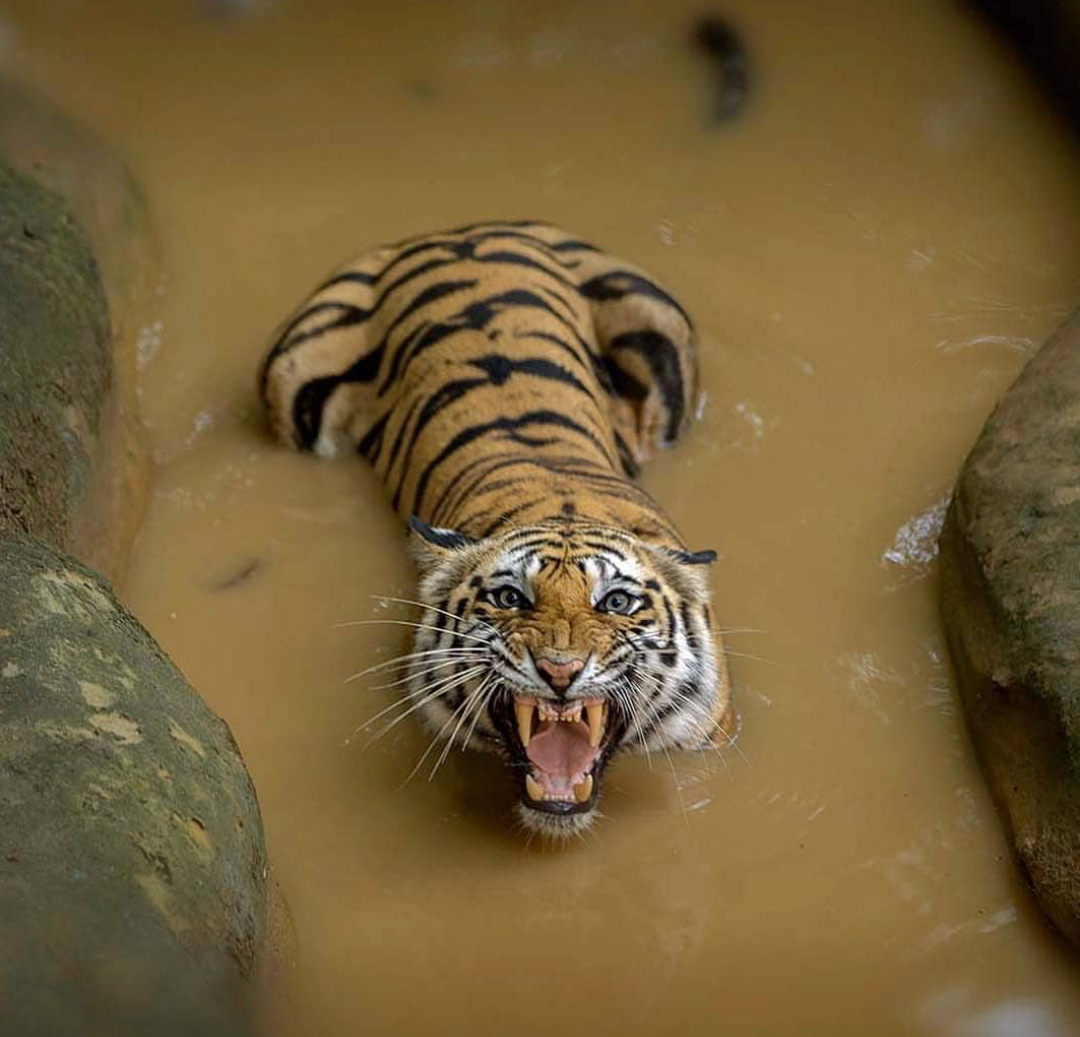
515 700 534 748
586 702 604 748
525 774 545 801
574 775 594 803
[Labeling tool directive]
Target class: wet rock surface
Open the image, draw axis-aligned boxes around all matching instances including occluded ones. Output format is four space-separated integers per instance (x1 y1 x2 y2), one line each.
940 310 1080 949
0 534 267 1036
0 79 156 584
0 79 157 326
0 158 111 553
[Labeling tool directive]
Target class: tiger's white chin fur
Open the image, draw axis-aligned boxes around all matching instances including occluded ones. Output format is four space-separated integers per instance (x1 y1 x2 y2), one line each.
514 801 599 841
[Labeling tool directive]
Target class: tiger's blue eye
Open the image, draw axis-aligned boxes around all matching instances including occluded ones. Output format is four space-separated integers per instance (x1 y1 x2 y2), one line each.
492 586 528 610
597 590 636 615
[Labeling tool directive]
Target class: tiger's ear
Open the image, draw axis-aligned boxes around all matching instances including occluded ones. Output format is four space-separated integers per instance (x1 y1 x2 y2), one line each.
409 516 476 550
665 548 718 566
646 544 718 600
408 516 478 573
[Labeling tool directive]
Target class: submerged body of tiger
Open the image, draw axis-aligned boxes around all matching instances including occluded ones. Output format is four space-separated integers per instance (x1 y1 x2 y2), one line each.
260 220 733 837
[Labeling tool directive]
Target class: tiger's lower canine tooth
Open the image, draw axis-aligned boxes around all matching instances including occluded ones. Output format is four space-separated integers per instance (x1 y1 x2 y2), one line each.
574 775 593 803
515 700 533 747
525 774 544 801
586 703 604 748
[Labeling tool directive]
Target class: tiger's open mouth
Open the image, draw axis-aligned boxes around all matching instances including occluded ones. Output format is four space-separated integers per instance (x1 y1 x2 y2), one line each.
505 695 615 814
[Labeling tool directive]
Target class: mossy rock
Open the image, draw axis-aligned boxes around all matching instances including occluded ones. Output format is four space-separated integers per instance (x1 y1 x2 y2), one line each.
0 534 267 1036
940 310 1080 949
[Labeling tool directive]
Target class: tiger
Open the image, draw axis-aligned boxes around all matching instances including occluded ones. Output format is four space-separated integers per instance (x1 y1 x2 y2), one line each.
259 219 734 838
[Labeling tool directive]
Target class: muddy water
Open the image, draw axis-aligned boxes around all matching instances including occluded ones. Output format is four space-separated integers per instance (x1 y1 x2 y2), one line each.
6 0 1080 1032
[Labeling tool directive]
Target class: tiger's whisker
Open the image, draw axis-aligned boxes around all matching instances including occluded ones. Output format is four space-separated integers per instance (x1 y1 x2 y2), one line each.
333 618 493 645
684 632 778 666
461 676 501 750
611 678 651 768
371 594 499 635
359 676 480 746
403 682 485 787
658 684 751 769
362 666 486 742
369 657 479 691
430 674 495 779
717 649 778 666
346 646 486 683
372 665 485 727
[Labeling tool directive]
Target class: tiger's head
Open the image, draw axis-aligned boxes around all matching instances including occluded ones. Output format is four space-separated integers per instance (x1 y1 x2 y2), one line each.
403 518 730 839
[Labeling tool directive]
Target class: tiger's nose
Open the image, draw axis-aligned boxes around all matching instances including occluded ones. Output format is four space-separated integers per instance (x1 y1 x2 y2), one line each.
535 656 585 692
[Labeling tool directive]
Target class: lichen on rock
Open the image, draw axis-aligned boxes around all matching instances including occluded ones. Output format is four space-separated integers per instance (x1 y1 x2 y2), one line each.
0 534 267 1035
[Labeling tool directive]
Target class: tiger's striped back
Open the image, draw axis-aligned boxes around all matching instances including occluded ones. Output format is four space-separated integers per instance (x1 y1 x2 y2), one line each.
260 220 699 546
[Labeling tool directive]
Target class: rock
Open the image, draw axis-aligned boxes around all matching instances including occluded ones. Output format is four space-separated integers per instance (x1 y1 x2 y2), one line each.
0 80 156 584
0 533 267 1036
0 85 269 1033
940 310 1080 949
0 79 157 325
0 160 110 546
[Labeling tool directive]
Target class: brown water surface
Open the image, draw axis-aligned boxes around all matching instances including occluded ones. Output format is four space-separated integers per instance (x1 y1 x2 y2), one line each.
5 0 1080 1033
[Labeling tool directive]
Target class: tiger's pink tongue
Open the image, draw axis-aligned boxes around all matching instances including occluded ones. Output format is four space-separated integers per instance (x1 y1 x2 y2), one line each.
525 721 598 776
